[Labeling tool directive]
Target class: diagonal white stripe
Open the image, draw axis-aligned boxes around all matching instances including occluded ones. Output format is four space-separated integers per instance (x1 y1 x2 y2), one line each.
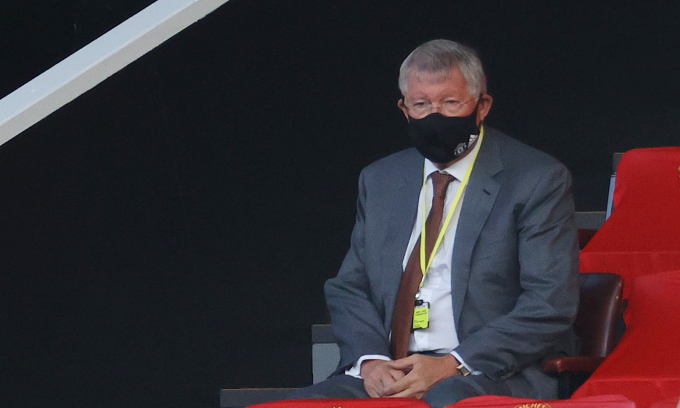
0 0 229 146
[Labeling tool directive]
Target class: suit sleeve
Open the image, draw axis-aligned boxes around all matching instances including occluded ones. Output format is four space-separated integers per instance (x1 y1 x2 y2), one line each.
324 169 392 372
453 163 580 381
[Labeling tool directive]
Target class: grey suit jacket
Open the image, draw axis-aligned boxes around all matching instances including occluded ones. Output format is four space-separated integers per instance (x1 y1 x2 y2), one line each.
324 128 580 398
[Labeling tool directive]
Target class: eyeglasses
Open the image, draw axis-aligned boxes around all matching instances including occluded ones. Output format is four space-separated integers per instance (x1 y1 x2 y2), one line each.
402 96 480 118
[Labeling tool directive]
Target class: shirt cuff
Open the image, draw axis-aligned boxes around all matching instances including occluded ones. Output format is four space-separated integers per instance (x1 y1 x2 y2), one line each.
344 354 392 379
451 351 482 376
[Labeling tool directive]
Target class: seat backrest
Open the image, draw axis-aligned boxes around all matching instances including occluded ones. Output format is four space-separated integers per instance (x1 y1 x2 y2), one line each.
575 273 624 357
580 148 680 299
612 147 680 214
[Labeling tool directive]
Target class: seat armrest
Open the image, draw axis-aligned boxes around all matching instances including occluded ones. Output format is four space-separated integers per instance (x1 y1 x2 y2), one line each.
542 356 606 374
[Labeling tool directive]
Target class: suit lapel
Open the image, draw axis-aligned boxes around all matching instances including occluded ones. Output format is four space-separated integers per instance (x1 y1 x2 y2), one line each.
451 132 504 327
381 151 423 321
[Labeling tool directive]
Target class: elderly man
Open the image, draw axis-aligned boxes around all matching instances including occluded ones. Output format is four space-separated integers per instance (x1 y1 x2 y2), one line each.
290 39 579 407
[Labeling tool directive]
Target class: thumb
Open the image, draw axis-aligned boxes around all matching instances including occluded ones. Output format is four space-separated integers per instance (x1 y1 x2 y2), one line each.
388 356 416 371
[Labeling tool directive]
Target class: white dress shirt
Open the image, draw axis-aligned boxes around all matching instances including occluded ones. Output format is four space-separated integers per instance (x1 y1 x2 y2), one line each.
345 140 482 378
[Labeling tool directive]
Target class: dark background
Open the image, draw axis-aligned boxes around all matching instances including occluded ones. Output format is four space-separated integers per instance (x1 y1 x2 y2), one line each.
1 1 678 408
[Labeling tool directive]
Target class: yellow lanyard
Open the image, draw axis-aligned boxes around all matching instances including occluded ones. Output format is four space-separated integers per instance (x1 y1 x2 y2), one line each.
418 127 485 287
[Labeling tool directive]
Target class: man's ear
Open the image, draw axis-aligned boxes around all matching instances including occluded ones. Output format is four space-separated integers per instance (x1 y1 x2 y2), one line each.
397 99 410 120
477 94 493 124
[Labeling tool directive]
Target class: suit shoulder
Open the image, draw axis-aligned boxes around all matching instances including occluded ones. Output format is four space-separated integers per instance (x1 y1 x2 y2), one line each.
361 148 422 178
487 128 568 175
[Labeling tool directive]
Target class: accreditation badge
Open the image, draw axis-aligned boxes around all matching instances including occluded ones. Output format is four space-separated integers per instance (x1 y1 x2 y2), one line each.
412 299 430 330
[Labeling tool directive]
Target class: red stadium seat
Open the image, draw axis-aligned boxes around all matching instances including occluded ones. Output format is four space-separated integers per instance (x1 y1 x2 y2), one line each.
572 271 680 408
246 398 431 408
444 394 635 408
580 147 680 299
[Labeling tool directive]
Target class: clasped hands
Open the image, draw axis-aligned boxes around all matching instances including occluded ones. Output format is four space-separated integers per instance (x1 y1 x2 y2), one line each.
360 354 460 399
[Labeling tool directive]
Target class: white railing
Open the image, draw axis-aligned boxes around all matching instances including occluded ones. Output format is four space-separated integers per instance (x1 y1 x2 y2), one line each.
0 0 229 146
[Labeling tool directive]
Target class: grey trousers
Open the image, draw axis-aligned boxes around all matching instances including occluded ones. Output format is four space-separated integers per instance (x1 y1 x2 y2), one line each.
288 372 517 408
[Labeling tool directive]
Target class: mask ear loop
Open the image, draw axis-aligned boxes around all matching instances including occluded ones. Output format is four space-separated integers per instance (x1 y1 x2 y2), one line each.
467 94 484 148
468 94 483 121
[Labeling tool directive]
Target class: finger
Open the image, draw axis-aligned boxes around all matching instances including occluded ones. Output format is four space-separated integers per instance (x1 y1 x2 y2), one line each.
385 377 421 399
379 374 396 390
387 366 406 381
371 367 405 397
368 368 401 397
387 388 423 399
364 385 380 399
383 374 415 396
389 355 418 370
365 376 389 398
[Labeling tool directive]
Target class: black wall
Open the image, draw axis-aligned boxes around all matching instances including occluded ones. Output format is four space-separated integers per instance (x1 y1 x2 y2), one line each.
1 1 679 408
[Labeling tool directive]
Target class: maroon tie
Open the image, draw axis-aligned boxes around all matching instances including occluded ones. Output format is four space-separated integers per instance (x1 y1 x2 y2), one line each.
389 171 456 359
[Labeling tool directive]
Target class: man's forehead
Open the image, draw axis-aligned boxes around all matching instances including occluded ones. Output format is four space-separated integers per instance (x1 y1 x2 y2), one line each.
408 68 455 84
405 67 469 96
408 69 453 85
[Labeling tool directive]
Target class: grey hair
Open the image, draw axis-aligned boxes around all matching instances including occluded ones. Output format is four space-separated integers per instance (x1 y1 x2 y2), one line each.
398 39 486 96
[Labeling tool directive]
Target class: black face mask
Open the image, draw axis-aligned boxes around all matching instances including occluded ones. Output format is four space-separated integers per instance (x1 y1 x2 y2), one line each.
407 101 481 164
